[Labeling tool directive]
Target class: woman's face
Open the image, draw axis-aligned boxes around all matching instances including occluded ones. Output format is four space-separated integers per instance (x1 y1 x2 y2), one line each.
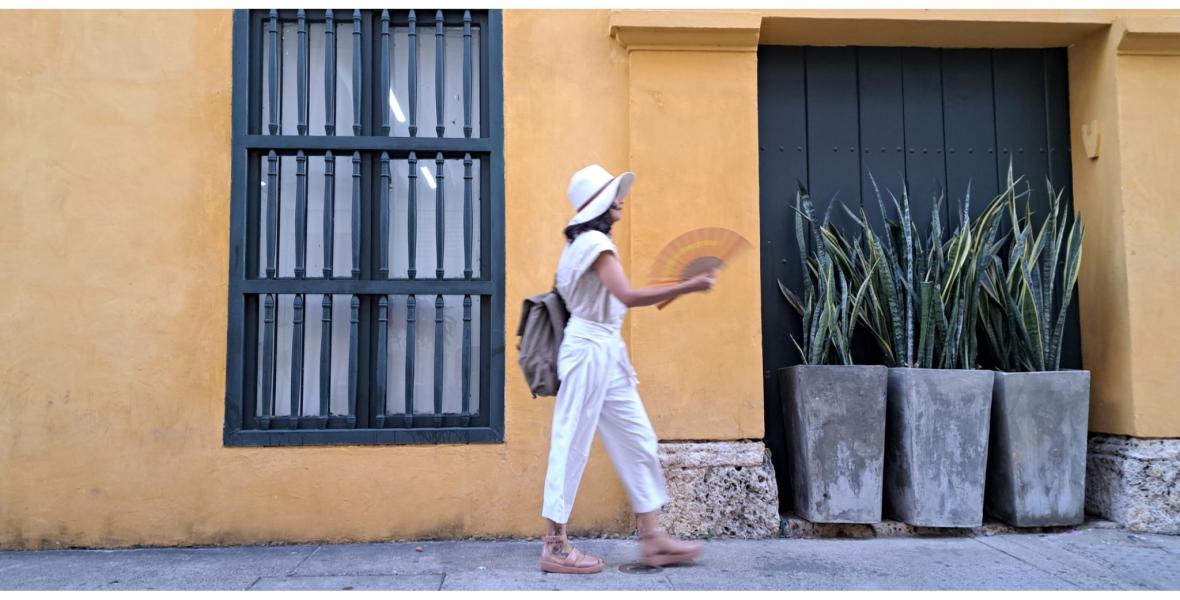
608 197 625 223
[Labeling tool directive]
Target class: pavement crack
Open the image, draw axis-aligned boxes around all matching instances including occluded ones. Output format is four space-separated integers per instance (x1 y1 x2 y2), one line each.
1152 539 1180 557
437 573 447 591
245 576 261 591
971 537 1081 590
287 545 321 576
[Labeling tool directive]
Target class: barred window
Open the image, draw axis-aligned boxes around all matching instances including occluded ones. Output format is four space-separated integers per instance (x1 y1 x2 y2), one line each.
224 9 504 446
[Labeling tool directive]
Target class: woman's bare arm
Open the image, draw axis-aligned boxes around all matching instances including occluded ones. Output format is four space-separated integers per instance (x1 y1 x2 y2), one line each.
591 251 715 308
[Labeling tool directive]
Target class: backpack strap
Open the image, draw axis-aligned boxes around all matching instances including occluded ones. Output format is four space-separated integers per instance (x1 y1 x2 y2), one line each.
541 292 569 342
516 296 536 338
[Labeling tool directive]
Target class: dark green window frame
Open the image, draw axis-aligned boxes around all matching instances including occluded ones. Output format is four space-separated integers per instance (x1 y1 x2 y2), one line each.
223 8 505 447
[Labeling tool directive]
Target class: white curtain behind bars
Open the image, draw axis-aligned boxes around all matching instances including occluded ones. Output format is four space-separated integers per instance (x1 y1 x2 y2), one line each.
256 19 484 417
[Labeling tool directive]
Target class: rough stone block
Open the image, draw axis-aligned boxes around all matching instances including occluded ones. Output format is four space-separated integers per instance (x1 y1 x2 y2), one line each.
779 365 888 523
985 370 1091 527
1086 434 1180 534
884 368 994 527
657 441 779 538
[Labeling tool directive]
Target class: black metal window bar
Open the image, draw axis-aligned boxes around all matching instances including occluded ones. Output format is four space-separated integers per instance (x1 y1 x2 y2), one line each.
225 9 504 446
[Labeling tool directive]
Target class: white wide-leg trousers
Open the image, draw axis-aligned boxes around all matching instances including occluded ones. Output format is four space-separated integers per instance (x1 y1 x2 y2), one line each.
541 317 669 524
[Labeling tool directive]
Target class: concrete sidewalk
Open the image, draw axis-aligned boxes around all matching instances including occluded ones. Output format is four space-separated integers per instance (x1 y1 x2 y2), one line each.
2 525 1179 590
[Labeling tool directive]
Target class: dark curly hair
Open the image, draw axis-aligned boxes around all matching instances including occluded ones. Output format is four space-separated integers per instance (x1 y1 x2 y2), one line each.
563 207 614 243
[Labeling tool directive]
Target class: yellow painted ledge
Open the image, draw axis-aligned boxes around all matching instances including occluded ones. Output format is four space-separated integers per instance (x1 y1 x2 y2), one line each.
1118 17 1180 55
608 10 761 52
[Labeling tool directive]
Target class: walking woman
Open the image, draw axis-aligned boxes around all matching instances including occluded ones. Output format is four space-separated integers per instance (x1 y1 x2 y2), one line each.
540 164 717 574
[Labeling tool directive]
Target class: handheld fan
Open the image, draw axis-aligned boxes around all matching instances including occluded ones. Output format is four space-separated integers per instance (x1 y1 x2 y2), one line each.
646 227 752 310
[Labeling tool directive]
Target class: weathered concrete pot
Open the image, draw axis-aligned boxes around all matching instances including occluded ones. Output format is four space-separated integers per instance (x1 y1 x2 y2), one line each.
985 370 1091 527
884 368 994 527
778 365 888 523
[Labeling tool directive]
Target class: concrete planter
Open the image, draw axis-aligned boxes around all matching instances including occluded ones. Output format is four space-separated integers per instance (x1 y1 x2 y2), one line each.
884 368 994 527
985 370 1091 527
778 365 888 523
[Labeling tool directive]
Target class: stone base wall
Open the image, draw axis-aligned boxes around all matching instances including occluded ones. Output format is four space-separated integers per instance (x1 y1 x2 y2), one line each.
1086 434 1180 534
656 441 779 538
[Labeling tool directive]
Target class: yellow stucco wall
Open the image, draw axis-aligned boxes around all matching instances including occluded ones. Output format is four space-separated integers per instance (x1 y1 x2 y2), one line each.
1067 25 1137 435
624 50 764 441
1113 52 1180 437
0 9 642 550
1065 19 1180 437
2 8 1179 549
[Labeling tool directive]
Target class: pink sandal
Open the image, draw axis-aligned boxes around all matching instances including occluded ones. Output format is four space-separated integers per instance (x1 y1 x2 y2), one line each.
539 534 604 574
639 530 702 567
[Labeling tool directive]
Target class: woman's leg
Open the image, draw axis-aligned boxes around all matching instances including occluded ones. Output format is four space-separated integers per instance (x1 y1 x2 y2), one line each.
541 349 610 523
546 519 565 543
543 519 570 557
596 368 668 515
539 343 610 573
597 367 701 565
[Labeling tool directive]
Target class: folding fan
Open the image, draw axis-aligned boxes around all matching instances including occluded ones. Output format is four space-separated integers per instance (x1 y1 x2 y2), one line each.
646 227 752 310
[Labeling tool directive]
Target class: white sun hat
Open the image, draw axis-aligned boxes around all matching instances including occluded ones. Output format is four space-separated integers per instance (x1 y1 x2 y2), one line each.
566 164 635 227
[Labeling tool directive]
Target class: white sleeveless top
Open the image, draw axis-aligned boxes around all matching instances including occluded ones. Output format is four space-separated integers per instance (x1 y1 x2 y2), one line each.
555 230 627 329
554 230 638 387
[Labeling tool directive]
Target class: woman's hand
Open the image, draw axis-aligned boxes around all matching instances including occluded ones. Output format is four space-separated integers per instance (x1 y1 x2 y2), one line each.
683 269 719 294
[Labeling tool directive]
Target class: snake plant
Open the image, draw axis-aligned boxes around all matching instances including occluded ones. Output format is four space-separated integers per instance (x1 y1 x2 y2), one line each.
979 165 1084 372
778 185 874 365
849 172 1009 369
